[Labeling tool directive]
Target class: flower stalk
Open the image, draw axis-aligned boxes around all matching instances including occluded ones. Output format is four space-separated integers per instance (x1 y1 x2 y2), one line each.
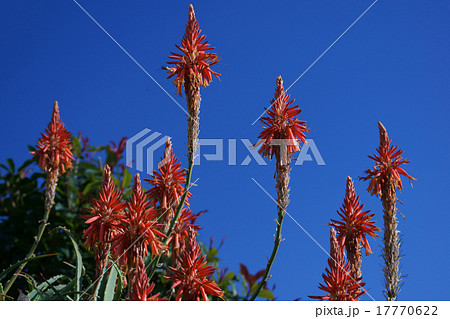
4 102 73 295
162 3 219 244
250 76 308 301
361 121 415 301
329 177 379 280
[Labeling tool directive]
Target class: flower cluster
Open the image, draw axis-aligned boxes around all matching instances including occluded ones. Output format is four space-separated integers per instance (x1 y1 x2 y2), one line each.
310 254 366 301
166 208 203 263
167 229 224 301
164 4 220 95
129 258 164 301
145 138 191 217
361 122 415 196
82 165 126 250
313 177 379 301
32 101 74 174
257 76 309 161
82 165 126 276
112 174 165 270
330 177 379 258
310 228 366 301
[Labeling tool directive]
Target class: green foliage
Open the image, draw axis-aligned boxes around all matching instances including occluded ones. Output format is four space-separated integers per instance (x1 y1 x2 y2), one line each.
55 227 84 300
0 135 127 299
0 135 271 301
94 258 124 301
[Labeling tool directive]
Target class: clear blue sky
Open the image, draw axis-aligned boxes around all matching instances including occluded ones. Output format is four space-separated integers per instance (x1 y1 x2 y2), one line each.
1 0 449 301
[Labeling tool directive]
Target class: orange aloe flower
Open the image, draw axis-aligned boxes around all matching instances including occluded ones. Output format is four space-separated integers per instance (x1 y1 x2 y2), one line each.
129 258 165 301
167 228 223 301
310 256 366 301
32 101 74 174
329 177 379 277
112 174 165 270
82 165 126 249
145 139 191 227
361 122 416 196
257 76 309 161
166 208 204 263
310 228 366 301
164 4 220 96
82 165 126 276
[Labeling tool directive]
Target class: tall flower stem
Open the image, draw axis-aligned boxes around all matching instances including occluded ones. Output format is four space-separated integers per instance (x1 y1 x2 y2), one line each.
381 179 400 301
3 169 59 295
166 76 200 241
249 157 290 301
250 75 308 301
378 124 401 301
4 102 73 296
161 2 219 251
361 122 415 301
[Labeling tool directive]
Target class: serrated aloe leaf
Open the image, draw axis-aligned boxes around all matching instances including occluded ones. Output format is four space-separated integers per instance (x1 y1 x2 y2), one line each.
0 253 57 282
55 227 83 300
27 275 65 301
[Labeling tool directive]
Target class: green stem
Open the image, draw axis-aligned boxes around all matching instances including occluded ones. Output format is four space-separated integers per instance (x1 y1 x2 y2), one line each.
165 151 194 241
3 168 59 296
249 205 285 301
3 206 52 295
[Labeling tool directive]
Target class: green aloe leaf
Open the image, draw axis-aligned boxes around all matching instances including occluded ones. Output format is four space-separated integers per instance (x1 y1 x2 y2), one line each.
111 260 124 301
7 158 15 173
55 227 83 300
17 272 38 293
27 275 65 301
0 253 58 282
94 262 110 301
0 282 4 301
103 264 118 301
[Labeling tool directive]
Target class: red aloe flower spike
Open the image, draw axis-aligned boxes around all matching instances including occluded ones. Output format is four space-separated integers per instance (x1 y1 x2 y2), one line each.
32 101 74 212
129 257 165 301
250 76 309 301
360 122 415 301
111 173 166 273
145 138 191 231
5 102 74 296
164 4 220 96
167 228 224 301
32 101 74 175
309 227 366 301
361 122 416 196
166 208 204 264
329 177 379 279
82 165 127 277
257 76 309 162
161 5 220 243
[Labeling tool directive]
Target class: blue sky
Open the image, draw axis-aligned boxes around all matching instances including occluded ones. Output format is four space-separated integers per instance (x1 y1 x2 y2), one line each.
1 0 449 301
